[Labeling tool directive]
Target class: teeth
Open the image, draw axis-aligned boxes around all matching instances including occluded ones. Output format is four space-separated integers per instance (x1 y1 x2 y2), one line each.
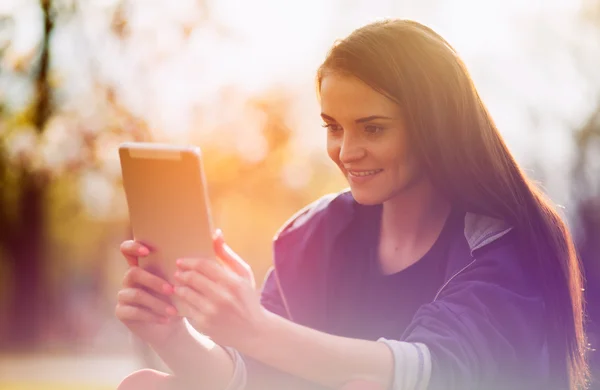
349 169 382 177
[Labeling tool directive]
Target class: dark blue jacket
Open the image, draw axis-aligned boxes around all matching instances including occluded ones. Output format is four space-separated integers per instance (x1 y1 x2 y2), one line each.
251 190 564 390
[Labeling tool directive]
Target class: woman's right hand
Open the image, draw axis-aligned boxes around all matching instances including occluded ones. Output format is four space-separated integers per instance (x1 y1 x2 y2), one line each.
116 240 186 348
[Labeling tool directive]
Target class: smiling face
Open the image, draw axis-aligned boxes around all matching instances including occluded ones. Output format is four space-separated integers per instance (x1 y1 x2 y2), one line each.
320 73 423 205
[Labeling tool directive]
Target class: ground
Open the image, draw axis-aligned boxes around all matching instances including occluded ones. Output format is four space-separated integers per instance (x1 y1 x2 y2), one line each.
0 354 142 390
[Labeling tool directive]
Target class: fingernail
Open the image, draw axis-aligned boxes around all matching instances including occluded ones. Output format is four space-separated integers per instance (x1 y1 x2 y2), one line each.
166 306 178 316
163 284 174 294
138 247 149 256
176 259 183 266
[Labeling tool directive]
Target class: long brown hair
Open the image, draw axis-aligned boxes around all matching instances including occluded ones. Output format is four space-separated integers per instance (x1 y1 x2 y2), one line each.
317 19 588 389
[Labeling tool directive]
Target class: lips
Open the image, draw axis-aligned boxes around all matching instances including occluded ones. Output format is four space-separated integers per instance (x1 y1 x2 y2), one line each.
347 169 383 177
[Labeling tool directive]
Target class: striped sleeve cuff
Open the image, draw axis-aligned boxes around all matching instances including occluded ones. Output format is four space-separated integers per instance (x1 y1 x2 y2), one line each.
222 347 247 390
376 338 431 390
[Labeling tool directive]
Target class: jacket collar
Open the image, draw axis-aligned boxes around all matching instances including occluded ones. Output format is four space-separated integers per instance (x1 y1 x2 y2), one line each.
275 189 513 255
272 190 514 325
464 212 513 253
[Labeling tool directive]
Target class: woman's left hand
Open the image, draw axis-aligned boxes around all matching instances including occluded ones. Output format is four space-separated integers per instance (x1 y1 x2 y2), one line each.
173 229 268 352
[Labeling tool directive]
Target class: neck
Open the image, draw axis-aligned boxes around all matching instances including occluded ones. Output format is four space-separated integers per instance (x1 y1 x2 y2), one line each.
379 178 451 267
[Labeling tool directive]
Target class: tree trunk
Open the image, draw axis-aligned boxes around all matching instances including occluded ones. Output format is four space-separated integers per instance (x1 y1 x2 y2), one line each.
6 171 47 348
3 0 53 350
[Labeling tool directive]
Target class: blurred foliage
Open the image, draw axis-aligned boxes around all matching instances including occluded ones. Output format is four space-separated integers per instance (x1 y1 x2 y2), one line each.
0 0 344 352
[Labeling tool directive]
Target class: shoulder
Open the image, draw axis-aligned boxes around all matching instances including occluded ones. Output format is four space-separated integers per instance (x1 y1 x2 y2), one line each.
273 188 354 241
460 222 541 299
442 211 539 297
462 212 523 273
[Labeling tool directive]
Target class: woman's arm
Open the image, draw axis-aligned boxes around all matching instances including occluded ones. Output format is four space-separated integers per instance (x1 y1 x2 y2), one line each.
149 321 239 390
174 253 431 390
171 230 431 389
247 310 395 388
254 268 428 389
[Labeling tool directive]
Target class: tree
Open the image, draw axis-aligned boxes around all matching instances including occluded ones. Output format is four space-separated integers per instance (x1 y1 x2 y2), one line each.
0 0 55 349
0 0 152 349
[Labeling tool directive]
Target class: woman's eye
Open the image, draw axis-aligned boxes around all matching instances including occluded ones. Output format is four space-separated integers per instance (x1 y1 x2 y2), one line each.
322 123 342 133
365 124 384 134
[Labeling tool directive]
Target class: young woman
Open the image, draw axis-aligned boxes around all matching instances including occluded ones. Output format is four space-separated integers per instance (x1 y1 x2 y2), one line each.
116 19 588 390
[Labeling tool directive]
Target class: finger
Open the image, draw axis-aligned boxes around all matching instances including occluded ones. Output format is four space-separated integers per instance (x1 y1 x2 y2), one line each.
123 266 175 297
176 301 210 334
118 288 178 317
174 270 232 305
213 230 255 285
115 303 169 324
120 240 151 267
173 285 215 315
176 257 237 288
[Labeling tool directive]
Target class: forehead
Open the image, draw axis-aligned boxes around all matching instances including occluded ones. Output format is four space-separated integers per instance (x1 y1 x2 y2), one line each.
319 73 400 120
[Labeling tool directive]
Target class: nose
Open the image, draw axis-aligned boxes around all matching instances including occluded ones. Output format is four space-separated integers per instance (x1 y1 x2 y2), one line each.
339 132 366 165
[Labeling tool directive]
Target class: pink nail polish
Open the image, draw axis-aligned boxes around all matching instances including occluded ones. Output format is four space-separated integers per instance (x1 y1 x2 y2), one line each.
163 284 174 294
166 306 178 316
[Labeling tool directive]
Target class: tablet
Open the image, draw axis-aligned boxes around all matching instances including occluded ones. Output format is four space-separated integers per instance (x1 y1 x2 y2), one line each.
119 142 216 298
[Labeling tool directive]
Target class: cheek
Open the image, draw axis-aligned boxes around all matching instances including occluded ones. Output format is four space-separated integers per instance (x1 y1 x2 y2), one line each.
326 137 341 164
395 146 422 181
379 135 416 174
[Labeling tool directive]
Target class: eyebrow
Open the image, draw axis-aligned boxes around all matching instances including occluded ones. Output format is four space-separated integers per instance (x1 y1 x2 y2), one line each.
320 113 394 123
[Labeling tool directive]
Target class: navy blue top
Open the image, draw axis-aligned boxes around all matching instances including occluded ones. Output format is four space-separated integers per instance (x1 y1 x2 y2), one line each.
326 205 464 341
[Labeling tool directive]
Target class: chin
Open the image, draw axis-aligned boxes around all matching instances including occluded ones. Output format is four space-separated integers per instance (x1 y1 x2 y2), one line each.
349 188 387 206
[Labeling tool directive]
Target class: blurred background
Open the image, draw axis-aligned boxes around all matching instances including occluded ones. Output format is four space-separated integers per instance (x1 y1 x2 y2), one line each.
0 0 599 388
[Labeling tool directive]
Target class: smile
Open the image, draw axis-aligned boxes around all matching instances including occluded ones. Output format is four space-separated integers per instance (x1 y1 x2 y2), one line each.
347 169 383 177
